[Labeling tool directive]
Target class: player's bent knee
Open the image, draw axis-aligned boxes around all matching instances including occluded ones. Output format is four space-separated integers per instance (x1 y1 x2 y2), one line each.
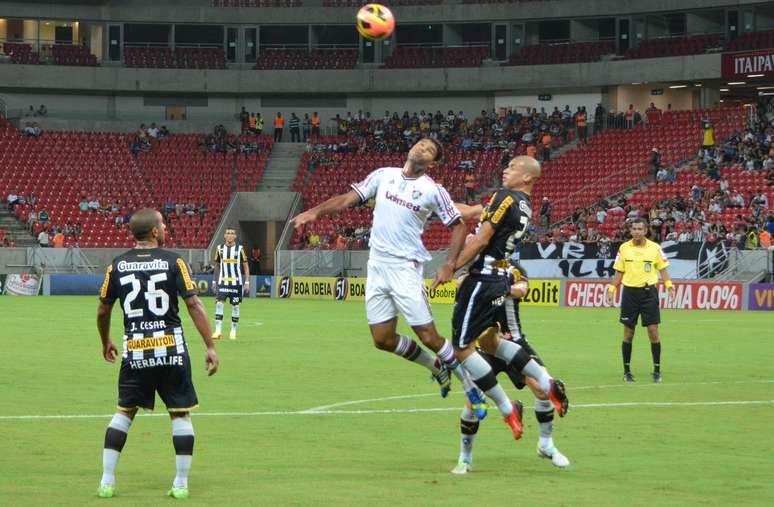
118 407 138 419
526 377 549 400
476 327 500 353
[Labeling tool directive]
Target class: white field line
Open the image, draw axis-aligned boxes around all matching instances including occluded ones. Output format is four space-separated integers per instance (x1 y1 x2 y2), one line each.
1 400 773 422
302 379 774 412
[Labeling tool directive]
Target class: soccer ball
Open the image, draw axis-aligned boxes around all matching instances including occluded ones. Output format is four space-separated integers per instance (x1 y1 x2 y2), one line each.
356 4 395 41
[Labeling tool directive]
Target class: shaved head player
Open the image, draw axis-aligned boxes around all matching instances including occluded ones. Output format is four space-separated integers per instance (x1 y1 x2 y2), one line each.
96 208 219 499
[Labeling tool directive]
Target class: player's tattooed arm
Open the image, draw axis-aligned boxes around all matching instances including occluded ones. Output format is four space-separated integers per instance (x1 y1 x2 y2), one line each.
290 190 361 229
96 302 118 363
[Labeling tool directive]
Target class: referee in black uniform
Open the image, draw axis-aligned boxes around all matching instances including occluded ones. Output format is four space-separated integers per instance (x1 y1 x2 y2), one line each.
606 219 675 383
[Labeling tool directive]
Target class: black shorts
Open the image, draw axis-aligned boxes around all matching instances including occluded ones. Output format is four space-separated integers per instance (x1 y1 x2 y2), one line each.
495 298 526 341
216 284 243 305
117 353 198 412
620 285 660 327
479 338 545 390
452 275 510 348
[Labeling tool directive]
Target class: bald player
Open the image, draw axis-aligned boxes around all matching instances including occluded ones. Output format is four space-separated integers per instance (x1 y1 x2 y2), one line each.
450 156 569 440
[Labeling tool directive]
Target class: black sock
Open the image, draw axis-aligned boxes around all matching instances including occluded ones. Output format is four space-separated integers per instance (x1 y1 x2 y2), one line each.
651 342 661 373
622 341 632 373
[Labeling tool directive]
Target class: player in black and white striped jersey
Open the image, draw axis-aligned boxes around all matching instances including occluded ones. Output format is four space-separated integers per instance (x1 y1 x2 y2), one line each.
211 228 250 340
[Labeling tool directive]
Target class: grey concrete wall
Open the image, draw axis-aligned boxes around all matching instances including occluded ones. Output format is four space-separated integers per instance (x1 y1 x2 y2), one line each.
0 247 208 273
0 0 764 25
0 53 723 95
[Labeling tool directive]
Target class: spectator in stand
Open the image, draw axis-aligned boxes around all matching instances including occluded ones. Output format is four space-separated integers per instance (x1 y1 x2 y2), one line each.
251 247 262 275
37 229 49 248
37 105 48 116
576 107 588 143
239 107 249 129
625 104 635 129
273 113 284 142
645 102 661 125
730 191 745 208
27 209 38 231
38 209 49 224
147 123 159 139
311 112 321 138
248 113 257 135
289 113 301 143
656 167 669 182
650 148 661 181
594 103 605 134
596 206 608 224
7 192 18 210
302 114 311 142
540 197 552 228
308 231 320 248
541 131 552 161
701 120 715 155
760 226 772 249
752 190 769 209
335 234 347 251
255 113 264 136
52 229 65 248
23 122 42 137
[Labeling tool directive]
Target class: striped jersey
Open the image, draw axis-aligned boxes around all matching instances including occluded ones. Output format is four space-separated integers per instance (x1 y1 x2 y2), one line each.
99 248 198 364
213 243 247 286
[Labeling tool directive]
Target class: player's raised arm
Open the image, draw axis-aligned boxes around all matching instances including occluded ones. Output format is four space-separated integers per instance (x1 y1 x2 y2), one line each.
292 167 386 229
290 190 361 229
454 203 483 221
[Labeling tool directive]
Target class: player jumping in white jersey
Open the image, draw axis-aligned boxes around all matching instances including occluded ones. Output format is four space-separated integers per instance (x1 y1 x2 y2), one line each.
291 138 487 412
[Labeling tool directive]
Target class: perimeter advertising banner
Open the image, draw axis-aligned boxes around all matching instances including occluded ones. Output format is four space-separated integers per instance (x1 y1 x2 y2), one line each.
747 283 774 311
4 274 41 296
721 48 774 80
274 276 560 306
565 280 743 311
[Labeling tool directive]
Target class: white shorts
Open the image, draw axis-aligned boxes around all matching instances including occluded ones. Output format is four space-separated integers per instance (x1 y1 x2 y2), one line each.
365 256 433 327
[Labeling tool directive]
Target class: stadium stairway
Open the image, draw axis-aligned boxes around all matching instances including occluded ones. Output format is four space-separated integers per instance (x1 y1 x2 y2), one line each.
0 208 38 247
257 142 307 191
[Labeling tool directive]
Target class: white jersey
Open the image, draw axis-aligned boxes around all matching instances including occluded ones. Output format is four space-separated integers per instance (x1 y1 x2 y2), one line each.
352 166 461 263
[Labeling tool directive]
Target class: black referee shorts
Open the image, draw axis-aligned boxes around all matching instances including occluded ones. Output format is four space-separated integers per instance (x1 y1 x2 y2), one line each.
452 274 510 348
620 285 660 327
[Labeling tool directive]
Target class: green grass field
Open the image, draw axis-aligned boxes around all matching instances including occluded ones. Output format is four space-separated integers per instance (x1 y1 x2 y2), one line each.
0 296 772 506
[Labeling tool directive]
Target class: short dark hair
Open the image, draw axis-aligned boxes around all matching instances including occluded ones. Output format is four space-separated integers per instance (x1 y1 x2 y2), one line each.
225 227 236 233
421 136 445 163
629 218 647 228
129 208 161 240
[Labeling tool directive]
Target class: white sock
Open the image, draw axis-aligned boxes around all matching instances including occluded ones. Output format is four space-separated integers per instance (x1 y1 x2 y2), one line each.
534 399 555 448
214 301 224 333
231 304 240 333
172 417 194 489
495 339 552 394
174 456 192 488
101 413 132 487
462 352 512 417
460 406 478 463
